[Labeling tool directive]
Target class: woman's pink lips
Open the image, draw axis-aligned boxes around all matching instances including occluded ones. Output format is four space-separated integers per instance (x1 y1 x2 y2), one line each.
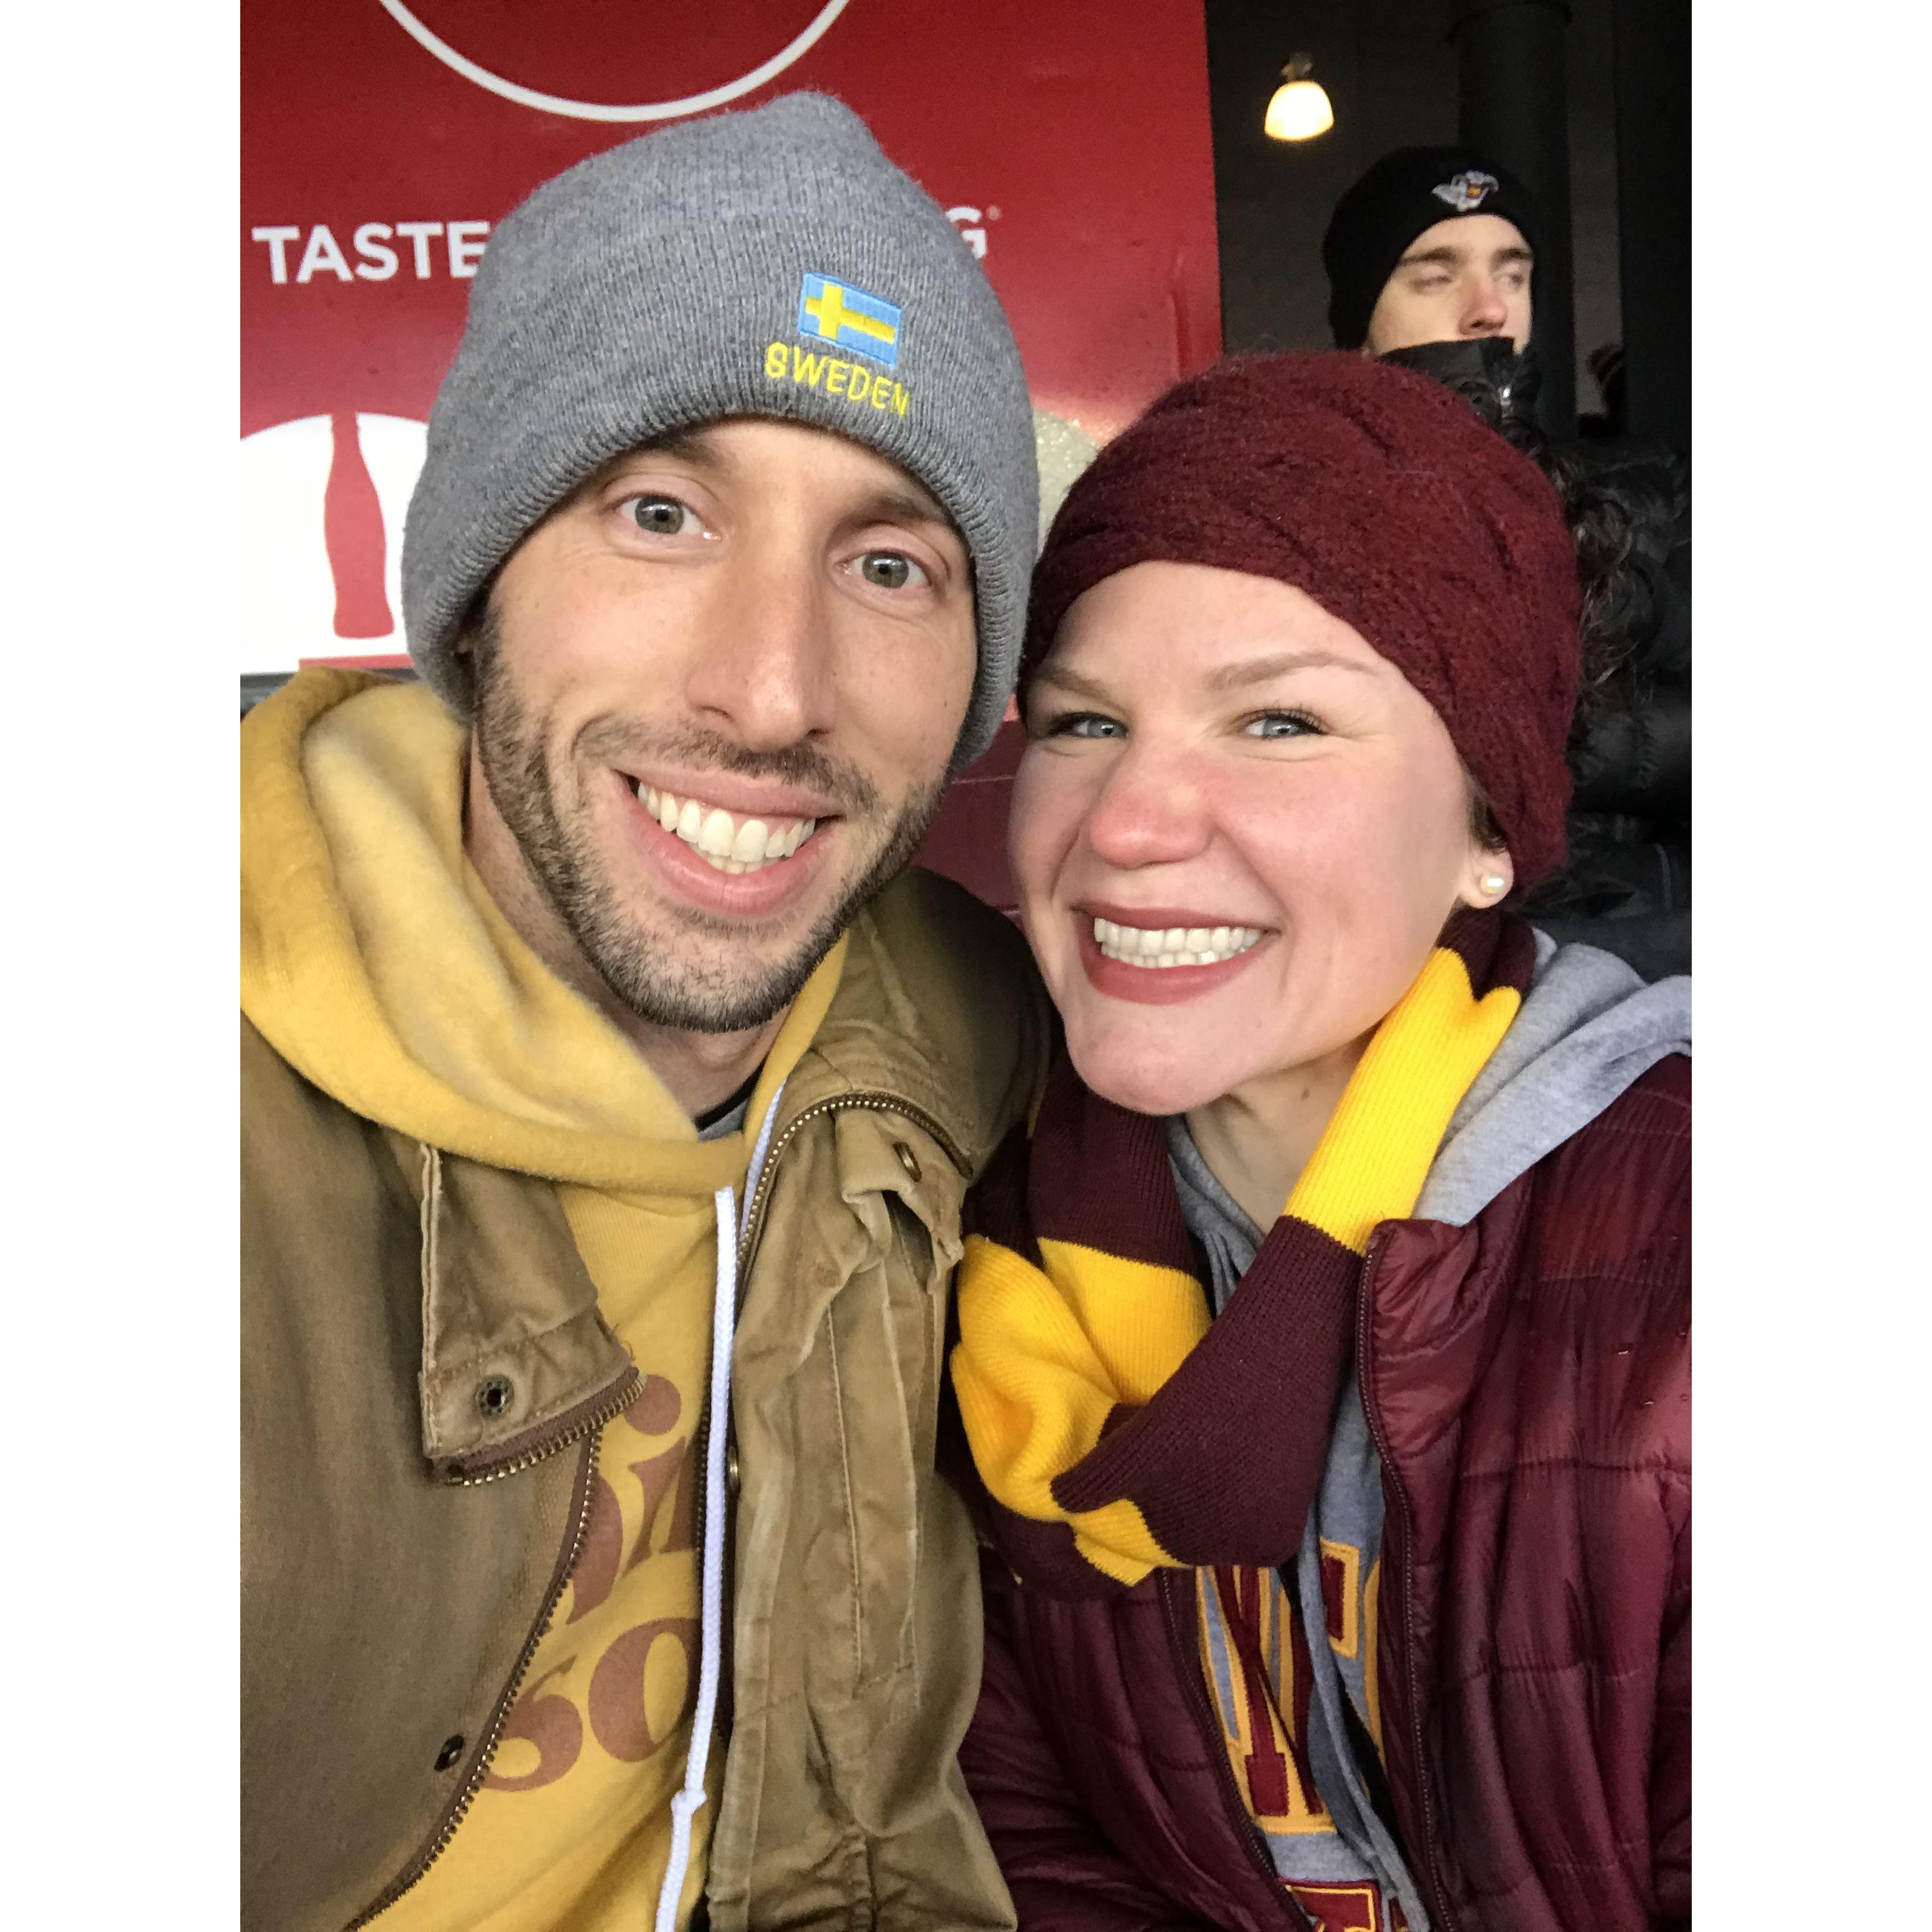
1072 910 1270 1006
615 773 833 917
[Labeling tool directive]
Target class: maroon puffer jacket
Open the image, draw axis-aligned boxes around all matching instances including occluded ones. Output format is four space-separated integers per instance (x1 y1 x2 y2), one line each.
957 1055 1690 1932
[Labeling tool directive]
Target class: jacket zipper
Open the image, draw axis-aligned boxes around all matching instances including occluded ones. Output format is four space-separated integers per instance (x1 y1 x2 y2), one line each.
1355 1230 1459 1932
683 1091 974 1780
343 1425 609 1928
1157 1570 1313 1932
737 1089 972 1276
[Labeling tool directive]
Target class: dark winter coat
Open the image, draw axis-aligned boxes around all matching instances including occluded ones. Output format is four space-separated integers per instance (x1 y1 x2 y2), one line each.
956 1054 1691 1932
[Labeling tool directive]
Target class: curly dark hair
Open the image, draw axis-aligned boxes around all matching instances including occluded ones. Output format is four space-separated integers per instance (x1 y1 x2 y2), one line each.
1430 363 1665 855
1434 370 1642 725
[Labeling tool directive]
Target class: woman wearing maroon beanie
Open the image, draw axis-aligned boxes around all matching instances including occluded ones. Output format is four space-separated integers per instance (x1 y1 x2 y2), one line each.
943 353 1689 1932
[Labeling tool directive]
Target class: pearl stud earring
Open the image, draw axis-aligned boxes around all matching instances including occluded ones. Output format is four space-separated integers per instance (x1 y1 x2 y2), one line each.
1480 874 1508 896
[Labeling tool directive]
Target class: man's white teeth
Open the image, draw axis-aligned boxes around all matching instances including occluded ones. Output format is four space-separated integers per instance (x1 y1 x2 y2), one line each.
638 785 817 874
1091 917 1263 969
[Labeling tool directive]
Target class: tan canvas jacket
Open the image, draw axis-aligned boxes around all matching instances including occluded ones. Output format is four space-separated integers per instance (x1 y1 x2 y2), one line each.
242 867 1049 1931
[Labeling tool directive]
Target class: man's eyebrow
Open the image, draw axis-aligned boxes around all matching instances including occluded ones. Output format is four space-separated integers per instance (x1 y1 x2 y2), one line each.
636 425 716 464
1396 244 1467 270
586 425 720 487
1395 242 1535 273
854 481 955 531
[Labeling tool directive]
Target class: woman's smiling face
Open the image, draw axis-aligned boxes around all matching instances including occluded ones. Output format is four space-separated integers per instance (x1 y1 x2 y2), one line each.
1009 560 1508 1117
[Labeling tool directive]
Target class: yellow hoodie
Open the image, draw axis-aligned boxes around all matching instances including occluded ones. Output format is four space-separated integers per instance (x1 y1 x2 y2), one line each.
242 667 845 1932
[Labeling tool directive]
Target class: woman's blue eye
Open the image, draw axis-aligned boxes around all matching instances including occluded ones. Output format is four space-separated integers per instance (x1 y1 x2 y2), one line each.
1045 712 1126 739
1245 711 1321 740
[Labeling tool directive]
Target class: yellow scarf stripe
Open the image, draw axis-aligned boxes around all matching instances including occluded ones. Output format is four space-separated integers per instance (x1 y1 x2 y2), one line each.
952 1233 1208 1577
1284 947 1521 1254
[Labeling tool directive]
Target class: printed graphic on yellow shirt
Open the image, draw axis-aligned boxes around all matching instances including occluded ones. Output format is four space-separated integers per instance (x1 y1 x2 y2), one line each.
378 1375 709 1932
1199 1565 1329 1832
488 1377 699 1790
1196 1557 1409 1932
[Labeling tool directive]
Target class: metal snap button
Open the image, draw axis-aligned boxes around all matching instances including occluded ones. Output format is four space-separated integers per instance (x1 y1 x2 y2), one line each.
475 1373 515 1420
893 1141 922 1184
434 1734 465 1771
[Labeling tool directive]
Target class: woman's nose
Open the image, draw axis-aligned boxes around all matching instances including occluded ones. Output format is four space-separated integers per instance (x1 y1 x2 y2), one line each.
1080 743 1213 869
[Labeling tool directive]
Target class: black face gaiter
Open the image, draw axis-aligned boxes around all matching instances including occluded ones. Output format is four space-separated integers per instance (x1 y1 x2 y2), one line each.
1376 337 1544 445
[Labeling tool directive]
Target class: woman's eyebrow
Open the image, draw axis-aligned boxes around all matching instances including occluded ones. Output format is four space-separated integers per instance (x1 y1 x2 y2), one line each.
1030 663 1116 704
1202 649 1375 692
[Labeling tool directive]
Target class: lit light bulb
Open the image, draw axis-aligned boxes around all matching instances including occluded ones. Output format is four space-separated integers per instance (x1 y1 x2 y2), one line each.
1264 56 1334 143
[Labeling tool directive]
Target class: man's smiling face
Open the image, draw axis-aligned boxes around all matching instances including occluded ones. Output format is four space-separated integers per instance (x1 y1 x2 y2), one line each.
462 417 977 1034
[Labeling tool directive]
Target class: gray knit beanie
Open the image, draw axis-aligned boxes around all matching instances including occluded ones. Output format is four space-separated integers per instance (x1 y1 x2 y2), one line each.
402 92 1038 769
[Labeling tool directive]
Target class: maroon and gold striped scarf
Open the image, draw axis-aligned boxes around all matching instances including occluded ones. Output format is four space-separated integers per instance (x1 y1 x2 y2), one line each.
949 909 1537 1595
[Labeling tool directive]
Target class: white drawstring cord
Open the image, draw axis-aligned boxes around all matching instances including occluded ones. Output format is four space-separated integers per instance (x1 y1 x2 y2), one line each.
652 1087 785 1932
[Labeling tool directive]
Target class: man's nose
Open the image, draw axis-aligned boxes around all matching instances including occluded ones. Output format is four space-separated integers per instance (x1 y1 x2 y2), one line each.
683 552 837 751
1462 278 1510 336
1080 740 1213 870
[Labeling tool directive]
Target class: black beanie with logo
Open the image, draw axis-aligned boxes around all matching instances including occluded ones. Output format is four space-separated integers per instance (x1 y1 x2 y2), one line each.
1321 145 1542 350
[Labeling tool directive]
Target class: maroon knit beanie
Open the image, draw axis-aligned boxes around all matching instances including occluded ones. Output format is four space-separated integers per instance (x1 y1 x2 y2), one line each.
1027 352 1582 887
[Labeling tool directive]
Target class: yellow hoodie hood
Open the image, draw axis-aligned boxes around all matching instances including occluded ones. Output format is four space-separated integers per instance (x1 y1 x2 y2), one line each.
240 667 844 1197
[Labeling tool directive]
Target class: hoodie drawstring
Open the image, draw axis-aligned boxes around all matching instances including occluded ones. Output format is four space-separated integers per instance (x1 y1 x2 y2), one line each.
653 1087 785 1932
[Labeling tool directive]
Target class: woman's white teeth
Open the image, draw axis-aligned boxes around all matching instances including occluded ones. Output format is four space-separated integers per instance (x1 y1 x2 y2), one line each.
1091 916 1262 968
638 785 817 874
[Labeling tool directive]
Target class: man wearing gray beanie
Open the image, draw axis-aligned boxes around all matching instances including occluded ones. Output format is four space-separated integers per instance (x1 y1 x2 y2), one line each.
242 93 1044 1932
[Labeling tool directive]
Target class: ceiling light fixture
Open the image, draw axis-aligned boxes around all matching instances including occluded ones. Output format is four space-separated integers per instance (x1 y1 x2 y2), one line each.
1264 53 1335 142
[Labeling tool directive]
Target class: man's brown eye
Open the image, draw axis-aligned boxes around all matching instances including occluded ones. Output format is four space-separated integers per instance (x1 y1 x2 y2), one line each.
860 552 920 591
629 497 688 534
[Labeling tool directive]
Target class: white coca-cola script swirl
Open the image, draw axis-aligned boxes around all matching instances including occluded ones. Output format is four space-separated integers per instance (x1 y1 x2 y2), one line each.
375 0 852 123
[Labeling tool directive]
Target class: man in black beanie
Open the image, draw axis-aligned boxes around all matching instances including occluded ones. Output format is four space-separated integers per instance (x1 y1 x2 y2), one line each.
1321 144 1540 356
1321 145 1692 987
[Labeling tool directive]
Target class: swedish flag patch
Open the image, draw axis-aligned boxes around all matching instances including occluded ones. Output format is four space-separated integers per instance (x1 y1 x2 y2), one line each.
796 272 902 369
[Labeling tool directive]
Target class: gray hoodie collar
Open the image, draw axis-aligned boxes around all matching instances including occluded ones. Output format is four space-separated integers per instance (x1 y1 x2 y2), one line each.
1169 932 1690 1254
1415 931 1690 1228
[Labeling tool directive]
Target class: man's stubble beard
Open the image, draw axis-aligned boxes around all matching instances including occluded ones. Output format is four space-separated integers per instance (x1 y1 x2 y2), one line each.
470 614 949 1035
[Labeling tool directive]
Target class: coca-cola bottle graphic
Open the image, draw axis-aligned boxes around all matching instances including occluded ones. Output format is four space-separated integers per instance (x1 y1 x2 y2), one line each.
241 410 427 694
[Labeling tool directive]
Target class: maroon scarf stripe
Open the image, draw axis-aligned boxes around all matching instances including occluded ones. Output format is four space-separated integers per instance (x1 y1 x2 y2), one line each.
1438 903 1537 1001
1024 1052 1200 1278
1049 1221 1359 1567
963 1118 1045 1267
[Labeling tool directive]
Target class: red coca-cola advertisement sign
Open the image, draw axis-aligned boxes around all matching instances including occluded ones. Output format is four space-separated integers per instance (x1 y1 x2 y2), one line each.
241 0 1221 683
